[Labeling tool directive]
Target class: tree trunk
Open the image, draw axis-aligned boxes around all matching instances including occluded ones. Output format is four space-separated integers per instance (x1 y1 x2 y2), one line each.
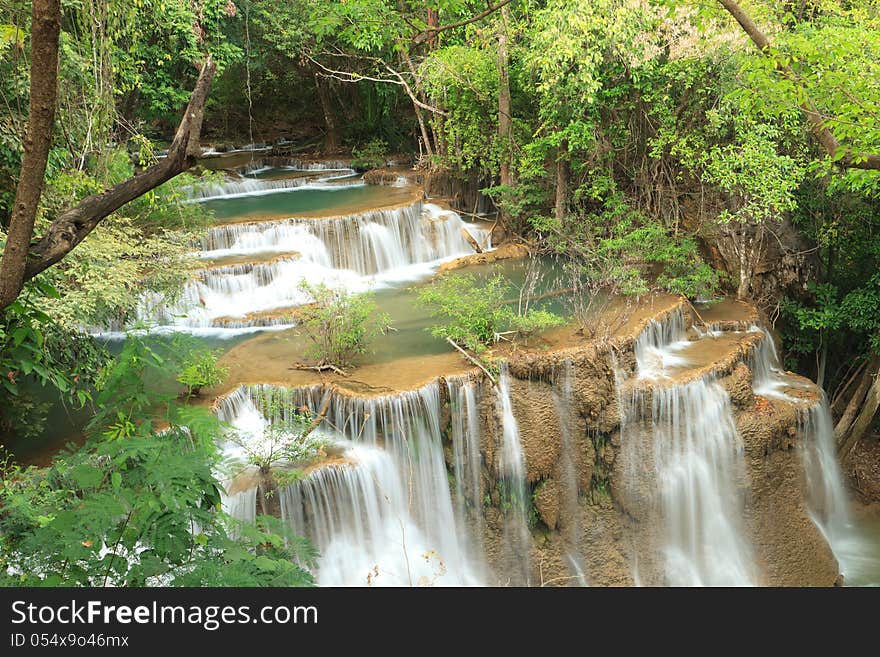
497 4 512 189
426 8 439 49
315 74 340 154
0 0 61 308
816 330 828 390
554 142 569 221
834 355 880 445
838 364 880 459
399 49 435 158
0 55 216 311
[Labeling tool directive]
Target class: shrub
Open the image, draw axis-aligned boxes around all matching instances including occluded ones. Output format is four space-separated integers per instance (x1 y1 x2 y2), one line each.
508 309 566 342
417 273 511 352
417 272 566 352
176 348 227 397
296 282 391 369
226 388 326 482
351 138 388 171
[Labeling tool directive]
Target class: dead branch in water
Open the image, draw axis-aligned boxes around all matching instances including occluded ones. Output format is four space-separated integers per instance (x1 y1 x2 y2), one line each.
446 337 497 386
291 362 349 377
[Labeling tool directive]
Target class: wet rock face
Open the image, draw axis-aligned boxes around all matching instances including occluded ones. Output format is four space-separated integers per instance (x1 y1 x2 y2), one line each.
469 333 841 586
534 478 561 530
490 377 562 483
720 363 755 408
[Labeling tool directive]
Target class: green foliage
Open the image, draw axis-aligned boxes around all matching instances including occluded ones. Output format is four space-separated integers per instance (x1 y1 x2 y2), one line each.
296 282 391 369
732 7 880 195
416 272 565 352
0 282 109 438
176 348 228 398
422 44 500 173
702 118 803 225
507 309 566 341
539 180 722 301
0 335 316 587
417 273 510 351
351 138 388 170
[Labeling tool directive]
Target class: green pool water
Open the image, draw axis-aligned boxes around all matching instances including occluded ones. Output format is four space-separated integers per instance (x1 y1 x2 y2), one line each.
202 182 413 222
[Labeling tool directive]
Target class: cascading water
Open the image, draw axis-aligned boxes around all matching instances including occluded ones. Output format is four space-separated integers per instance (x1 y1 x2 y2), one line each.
187 171 359 202
496 363 531 585
552 359 589 585
747 325 797 398
217 383 485 586
748 327 869 582
132 201 490 331
446 377 487 562
799 401 877 584
199 202 486 270
619 310 757 586
633 309 690 379
222 488 257 537
800 401 852 539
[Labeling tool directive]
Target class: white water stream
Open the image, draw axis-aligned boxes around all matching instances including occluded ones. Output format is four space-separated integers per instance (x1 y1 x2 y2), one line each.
621 310 757 585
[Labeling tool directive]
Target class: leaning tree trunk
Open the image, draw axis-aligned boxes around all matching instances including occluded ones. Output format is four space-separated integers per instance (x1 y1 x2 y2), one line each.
838 358 880 459
0 0 61 309
834 355 878 441
0 52 216 311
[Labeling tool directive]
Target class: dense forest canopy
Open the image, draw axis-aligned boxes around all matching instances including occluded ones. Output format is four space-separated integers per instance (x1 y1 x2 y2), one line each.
0 0 879 585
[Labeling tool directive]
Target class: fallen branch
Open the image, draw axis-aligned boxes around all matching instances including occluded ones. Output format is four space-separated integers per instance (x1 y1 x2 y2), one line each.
461 228 483 253
291 361 349 377
300 394 332 440
446 337 497 386
683 298 708 328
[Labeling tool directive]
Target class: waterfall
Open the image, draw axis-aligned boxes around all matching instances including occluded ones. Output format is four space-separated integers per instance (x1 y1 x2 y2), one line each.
222 487 257 536
633 308 690 379
187 171 360 202
552 359 589 585
798 397 873 583
219 383 484 586
620 310 757 586
133 201 486 331
748 322 873 582
496 363 531 585
748 325 792 397
446 377 486 562
800 401 851 540
199 202 478 273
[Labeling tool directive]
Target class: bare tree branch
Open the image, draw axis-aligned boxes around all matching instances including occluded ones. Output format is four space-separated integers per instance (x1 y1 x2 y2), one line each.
308 53 447 116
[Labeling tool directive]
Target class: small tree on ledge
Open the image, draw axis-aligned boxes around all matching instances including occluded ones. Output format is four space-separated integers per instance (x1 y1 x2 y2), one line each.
294 281 392 374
